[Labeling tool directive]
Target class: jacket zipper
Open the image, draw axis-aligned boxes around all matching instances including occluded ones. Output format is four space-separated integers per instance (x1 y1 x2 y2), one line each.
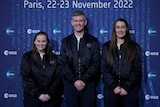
118 51 121 85
78 57 81 79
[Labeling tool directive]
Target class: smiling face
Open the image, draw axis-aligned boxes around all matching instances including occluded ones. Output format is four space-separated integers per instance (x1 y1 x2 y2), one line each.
115 21 128 39
34 34 48 53
71 15 87 33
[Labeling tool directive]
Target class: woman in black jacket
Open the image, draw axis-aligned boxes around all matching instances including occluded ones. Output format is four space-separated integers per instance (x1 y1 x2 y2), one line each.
20 31 63 107
101 18 142 107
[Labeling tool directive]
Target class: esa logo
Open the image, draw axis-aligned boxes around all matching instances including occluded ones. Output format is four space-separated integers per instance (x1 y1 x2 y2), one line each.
129 29 135 34
6 27 14 35
6 70 15 78
53 28 61 35
100 28 108 35
148 72 156 79
148 27 157 36
4 93 17 99
27 29 40 34
97 94 104 99
145 51 159 56
4 50 17 56
145 94 159 100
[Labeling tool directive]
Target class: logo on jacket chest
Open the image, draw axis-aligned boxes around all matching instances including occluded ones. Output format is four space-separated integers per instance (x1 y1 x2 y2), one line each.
87 43 92 48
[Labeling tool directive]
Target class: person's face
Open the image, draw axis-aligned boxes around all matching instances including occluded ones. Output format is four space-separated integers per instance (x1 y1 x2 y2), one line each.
71 15 87 33
115 21 128 39
34 34 48 53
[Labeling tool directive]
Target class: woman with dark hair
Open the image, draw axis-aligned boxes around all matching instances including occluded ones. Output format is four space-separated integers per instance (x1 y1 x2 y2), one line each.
101 18 142 107
20 31 63 107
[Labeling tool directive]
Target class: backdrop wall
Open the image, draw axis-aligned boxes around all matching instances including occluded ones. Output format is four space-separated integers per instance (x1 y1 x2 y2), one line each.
0 0 159 107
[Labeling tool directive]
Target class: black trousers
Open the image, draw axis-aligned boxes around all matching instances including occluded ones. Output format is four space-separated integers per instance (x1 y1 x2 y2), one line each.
104 86 139 107
23 94 60 107
64 81 97 107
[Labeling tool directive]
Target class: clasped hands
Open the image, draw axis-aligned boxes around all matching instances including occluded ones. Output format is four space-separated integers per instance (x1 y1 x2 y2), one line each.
39 94 51 102
114 86 128 96
74 80 86 91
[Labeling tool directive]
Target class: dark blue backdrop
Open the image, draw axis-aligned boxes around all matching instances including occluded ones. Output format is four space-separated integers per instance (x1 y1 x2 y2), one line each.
0 0 160 107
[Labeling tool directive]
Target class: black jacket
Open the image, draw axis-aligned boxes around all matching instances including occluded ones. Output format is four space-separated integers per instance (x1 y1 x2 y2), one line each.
60 33 101 84
101 41 142 92
20 51 63 99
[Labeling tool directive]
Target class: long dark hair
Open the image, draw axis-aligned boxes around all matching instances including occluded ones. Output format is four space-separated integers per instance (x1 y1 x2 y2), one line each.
107 18 137 63
32 31 56 62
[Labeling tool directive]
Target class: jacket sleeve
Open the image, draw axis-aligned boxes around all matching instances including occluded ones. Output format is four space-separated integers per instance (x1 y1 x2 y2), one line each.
122 45 142 92
101 44 117 90
60 39 78 83
20 54 41 98
81 39 101 84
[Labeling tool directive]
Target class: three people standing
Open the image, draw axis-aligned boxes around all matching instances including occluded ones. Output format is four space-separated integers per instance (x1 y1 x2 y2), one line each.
20 11 142 107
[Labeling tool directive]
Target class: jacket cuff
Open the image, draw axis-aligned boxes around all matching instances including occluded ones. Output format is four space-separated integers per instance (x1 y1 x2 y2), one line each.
35 92 41 98
121 85 129 92
110 83 117 91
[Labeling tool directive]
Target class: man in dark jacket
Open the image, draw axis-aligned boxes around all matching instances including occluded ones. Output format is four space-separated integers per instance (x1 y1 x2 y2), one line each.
60 10 101 107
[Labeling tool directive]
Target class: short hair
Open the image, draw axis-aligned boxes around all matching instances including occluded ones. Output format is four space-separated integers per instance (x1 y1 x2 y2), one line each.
72 10 86 20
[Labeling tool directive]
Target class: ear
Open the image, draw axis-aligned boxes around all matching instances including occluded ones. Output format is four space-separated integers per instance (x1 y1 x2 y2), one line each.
85 20 87 26
71 20 73 26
